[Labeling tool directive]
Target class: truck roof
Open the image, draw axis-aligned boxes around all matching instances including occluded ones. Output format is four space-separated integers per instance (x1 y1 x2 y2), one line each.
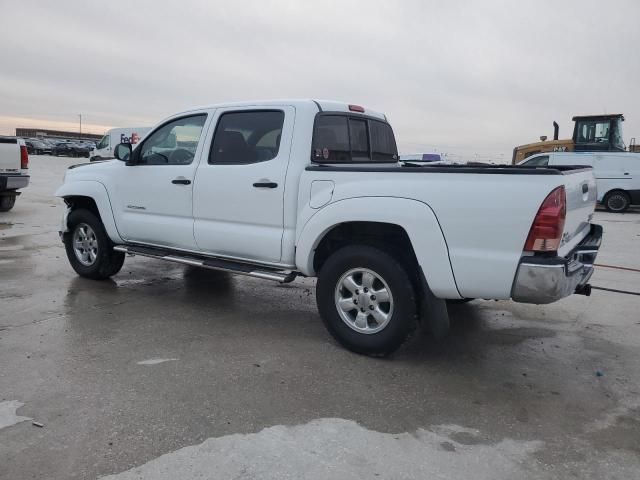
184 99 388 121
572 114 624 121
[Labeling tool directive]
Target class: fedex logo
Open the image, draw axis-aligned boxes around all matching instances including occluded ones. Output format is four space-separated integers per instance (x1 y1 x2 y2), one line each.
120 132 141 144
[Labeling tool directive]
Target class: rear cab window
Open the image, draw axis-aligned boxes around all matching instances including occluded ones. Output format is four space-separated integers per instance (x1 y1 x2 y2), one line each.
312 113 398 163
522 155 549 167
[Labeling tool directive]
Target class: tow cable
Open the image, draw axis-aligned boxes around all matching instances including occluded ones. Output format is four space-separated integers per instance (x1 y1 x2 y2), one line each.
591 264 640 296
591 286 640 297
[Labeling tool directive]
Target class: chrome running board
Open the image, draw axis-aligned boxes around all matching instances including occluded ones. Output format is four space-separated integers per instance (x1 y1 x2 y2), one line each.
114 245 297 283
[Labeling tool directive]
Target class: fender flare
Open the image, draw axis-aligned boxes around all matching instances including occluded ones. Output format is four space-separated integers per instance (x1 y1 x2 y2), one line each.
55 180 123 244
295 197 461 298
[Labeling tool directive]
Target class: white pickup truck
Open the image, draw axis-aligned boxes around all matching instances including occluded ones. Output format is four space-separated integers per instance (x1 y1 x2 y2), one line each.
55 100 602 355
0 136 30 212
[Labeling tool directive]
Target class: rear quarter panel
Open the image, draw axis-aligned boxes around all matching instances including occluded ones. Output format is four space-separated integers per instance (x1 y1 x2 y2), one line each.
298 169 567 299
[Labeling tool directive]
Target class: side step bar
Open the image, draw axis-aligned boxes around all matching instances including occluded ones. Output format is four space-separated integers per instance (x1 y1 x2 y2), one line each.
113 245 297 283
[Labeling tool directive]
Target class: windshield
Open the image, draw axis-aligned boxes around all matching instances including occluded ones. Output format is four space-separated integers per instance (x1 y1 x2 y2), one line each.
575 119 610 144
612 118 625 150
96 134 109 149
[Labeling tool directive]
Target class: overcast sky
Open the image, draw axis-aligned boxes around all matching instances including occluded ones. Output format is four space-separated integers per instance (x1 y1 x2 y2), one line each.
1 0 639 160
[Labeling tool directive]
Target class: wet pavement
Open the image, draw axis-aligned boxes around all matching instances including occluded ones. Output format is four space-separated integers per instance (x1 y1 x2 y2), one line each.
1 156 639 479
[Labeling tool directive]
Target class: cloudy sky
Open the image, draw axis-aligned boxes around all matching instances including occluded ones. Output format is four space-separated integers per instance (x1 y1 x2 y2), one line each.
1 0 639 160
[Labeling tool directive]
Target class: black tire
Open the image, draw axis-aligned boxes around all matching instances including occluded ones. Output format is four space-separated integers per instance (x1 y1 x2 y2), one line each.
446 298 474 304
0 194 16 212
603 191 630 213
316 245 417 356
63 209 125 279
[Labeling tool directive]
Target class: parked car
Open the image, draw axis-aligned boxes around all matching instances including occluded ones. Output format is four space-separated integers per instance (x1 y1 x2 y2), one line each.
56 99 602 356
52 142 90 158
0 136 29 211
24 139 52 155
520 151 640 212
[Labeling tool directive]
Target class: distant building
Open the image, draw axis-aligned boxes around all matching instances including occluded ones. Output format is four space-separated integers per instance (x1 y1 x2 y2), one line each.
15 127 103 141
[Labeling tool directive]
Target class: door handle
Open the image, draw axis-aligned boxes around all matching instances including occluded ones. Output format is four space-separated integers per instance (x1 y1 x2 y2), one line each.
172 178 191 185
253 182 278 188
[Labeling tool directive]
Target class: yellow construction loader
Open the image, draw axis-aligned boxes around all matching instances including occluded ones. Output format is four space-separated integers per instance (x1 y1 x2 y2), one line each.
512 114 630 164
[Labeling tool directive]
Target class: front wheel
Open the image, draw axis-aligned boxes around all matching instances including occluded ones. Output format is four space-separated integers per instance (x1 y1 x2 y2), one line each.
0 194 16 212
316 245 417 356
603 191 630 213
64 209 125 279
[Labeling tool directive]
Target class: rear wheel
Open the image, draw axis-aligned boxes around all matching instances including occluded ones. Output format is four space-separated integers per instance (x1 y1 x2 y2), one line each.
64 209 125 279
316 245 417 356
603 191 630 213
0 194 16 212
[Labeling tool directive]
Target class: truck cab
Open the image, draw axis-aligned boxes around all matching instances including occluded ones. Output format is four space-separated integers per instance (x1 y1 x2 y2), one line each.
513 113 629 163
572 114 626 153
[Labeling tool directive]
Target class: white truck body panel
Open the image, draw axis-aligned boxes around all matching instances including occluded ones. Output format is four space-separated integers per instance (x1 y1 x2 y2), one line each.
57 99 599 303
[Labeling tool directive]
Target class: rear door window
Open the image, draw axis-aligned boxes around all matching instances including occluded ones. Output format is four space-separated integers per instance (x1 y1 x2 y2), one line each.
312 114 397 163
209 110 285 164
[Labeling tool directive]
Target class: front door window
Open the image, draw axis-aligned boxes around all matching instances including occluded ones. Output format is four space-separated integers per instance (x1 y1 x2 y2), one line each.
138 115 207 165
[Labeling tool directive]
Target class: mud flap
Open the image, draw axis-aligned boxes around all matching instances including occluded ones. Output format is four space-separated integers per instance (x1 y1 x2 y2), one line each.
418 270 450 339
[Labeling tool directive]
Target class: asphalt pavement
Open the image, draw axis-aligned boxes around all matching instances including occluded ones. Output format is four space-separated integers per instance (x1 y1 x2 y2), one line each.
1 156 639 479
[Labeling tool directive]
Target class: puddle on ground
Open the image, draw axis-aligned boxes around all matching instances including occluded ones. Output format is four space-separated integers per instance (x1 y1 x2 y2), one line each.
0 400 31 430
99 418 543 480
137 358 179 366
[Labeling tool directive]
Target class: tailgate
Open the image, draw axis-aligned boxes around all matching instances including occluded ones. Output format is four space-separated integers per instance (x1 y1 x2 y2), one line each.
557 168 597 257
0 137 20 173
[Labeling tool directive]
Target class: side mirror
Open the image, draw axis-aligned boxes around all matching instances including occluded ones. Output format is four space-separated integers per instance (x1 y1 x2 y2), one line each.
114 143 132 162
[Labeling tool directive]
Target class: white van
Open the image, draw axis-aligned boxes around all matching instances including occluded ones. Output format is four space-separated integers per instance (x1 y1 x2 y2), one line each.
91 127 151 162
520 151 640 212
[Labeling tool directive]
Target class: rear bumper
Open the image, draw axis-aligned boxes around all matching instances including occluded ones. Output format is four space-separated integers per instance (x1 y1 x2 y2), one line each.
0 174 30 191
511 224 602 304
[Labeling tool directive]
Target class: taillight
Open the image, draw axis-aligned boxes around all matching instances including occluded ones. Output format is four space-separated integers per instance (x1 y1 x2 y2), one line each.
348 104 365 113
524 186 566 252
20 145 29 169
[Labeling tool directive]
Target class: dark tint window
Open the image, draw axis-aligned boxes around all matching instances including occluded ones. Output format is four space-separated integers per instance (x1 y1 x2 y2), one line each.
370 120 397 161
312 114 398 163
349 119 369 161
523 155 549 166
312 115 350 162
209 110 285 164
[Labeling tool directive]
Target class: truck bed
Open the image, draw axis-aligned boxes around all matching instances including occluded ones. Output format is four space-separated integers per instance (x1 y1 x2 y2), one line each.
302 161 597 299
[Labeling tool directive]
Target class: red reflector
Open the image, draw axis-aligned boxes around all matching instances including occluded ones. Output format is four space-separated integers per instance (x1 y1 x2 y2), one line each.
348 104 365 113
20 145 29 169
524 186 566 252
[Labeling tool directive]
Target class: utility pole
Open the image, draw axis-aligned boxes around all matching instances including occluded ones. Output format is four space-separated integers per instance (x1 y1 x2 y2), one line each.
79 114 82 140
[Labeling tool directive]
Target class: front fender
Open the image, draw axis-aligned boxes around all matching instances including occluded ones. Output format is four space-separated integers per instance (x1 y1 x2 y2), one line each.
295 197 461 298
55 180 123 244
